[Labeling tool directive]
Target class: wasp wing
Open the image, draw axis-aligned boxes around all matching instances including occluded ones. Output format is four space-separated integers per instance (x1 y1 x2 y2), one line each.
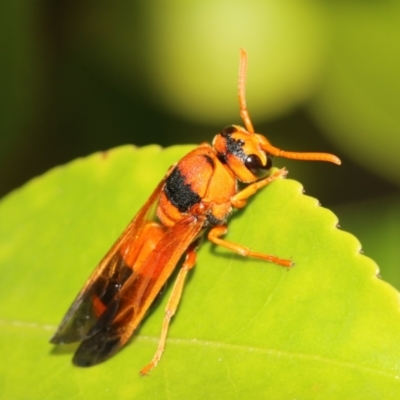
50 179 166 344
72 214 204 366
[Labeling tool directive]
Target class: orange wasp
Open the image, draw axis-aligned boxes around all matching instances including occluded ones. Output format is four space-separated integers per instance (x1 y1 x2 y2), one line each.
50 49 341 375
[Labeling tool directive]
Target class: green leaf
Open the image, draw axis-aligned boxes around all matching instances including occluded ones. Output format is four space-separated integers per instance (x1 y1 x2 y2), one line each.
1 145 400 399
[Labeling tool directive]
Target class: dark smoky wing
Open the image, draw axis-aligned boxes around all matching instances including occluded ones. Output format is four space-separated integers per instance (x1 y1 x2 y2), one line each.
50 179 165 344
71 216 204 367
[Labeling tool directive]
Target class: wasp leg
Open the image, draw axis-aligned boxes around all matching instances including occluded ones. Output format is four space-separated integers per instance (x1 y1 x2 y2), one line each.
140 243 198 375
231 168 288 208
208 225 293 267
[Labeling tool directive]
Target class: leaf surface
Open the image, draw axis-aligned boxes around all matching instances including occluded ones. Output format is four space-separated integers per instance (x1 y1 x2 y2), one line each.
1 145 399 399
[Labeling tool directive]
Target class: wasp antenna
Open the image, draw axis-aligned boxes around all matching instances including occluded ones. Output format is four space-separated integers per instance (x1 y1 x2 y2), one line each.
238 49 255 134
281 151 341 165
259 136 341 165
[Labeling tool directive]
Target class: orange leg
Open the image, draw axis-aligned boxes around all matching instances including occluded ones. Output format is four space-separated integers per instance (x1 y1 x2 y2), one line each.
208 225 293 267
231 168 288 208
140 243 198 375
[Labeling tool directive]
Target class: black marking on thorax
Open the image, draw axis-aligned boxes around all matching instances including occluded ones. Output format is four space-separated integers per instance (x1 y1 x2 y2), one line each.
205 211 229 227
164 167 201 213
226 136 245 161
203 154 215 167
219 130 246 163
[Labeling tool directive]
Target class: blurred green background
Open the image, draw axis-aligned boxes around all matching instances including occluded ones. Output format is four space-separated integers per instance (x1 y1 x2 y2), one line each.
1 1 399 285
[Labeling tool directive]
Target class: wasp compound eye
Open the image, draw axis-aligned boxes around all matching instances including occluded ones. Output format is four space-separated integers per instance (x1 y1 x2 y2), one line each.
266 154 273 169
245 154 272 178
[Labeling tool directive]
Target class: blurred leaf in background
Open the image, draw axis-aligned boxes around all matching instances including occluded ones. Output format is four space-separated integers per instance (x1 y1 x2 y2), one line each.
310 1 400 186
1 0 399 314
0 2 46 194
